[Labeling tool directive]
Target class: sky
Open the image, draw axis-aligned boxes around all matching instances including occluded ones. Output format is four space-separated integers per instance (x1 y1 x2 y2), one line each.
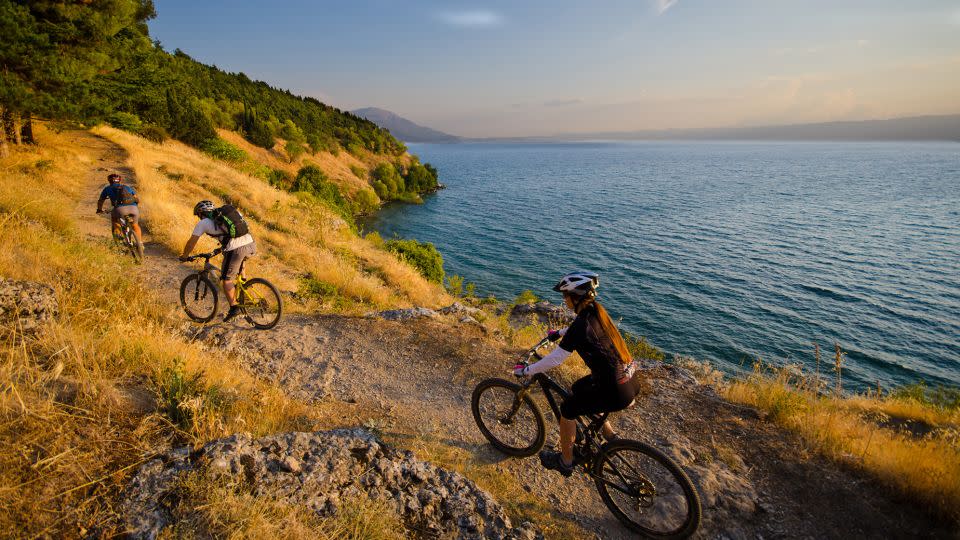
149 0 960 138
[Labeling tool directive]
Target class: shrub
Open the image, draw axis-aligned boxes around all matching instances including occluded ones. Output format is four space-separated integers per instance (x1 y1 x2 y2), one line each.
350 164 367 179
446 274 464 297
404 162 439 193
201 138 247 163
353 188 380 215
140 123 169 143
267 168 290 189
292 165 353 224
155 359 208 431
385 238 444 283
107 111 143 133
514 290 539 305
624 333 665 361
285 139 306 162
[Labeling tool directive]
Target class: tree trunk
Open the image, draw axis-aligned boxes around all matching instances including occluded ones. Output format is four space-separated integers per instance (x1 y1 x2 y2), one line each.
21 113 34 144
0 105 8 158
11 111 22 146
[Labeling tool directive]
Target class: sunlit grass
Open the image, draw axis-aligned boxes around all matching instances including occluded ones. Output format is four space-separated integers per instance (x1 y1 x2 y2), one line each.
719 358 960 522
91 125 448 312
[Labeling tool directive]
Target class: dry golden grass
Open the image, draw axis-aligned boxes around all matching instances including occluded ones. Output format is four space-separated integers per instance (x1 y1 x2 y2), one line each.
722 362 960 522
92 125 449 311
0 125 544 537
0 127 349 536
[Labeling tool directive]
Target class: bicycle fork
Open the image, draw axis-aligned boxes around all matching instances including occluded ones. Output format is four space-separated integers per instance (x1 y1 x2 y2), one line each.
499 387 532 425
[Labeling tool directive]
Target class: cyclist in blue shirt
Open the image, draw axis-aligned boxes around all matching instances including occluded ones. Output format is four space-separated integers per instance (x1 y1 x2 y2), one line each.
96 173 143 248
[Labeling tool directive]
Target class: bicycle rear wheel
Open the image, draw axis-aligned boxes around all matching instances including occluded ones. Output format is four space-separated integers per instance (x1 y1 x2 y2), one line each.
471 378 546 456
592 440 701 539
240 277 282 329
180 274 219 323
123 225 143 264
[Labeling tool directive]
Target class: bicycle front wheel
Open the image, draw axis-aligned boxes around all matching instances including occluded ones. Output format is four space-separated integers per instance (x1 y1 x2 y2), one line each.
592 440 702 539
180 274 219 323
240 277 282 329
471 378 545 456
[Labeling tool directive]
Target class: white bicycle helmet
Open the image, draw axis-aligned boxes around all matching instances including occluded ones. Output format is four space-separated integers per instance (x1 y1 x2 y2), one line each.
553 270 599 296
193 200 215 217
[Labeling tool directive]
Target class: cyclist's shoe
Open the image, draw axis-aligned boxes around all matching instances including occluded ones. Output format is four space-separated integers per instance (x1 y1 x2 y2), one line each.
539 450 574 477
223 305 242 322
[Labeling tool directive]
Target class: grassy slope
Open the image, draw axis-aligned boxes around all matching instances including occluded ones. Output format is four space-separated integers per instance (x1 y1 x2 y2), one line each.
216 129 399 197
93 125 447 310
0 125 584 538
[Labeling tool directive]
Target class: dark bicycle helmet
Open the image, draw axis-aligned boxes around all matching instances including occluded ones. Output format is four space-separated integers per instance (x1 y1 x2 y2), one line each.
193 200 215 217
553 270 599 296
107 173 122 183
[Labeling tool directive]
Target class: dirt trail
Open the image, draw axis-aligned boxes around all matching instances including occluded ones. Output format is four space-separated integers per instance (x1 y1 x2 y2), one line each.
75 130 952 539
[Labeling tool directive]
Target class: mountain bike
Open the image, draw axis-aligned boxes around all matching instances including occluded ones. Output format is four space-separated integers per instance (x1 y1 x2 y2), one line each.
99 210 143 263
179 248 283 329
471 336 702 539
116 215 144 263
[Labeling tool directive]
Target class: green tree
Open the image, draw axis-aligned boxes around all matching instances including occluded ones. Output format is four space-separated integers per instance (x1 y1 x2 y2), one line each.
0 0 156 149
285 139 306 162
165 91 216 146
385 238 444 283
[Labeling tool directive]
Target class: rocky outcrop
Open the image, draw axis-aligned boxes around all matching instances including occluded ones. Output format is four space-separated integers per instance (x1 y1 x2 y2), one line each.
0 277 58 335
122 429 541 540
508 301 574 327
369 306 439 321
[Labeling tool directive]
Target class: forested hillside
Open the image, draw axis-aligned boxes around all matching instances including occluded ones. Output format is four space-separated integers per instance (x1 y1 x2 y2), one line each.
0 0 439 208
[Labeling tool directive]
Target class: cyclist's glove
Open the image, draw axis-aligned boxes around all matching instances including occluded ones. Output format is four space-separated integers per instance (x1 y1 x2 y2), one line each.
547 329 562 342
513 364 528 377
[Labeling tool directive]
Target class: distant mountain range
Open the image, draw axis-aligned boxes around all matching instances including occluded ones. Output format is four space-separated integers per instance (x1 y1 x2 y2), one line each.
352 107 461 143
503 114 960 142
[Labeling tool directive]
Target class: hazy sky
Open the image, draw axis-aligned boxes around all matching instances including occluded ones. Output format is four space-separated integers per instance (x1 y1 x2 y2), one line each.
150 0 960 137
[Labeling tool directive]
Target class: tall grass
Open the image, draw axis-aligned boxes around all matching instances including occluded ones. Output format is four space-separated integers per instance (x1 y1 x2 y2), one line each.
92 126 448 311
720 351 960 523
0 126 335 536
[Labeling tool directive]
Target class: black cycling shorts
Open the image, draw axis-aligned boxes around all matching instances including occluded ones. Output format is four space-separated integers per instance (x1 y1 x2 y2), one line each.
560 375 638 420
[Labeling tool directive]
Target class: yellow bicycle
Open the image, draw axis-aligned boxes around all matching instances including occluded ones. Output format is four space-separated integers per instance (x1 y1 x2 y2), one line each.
179 249 282 329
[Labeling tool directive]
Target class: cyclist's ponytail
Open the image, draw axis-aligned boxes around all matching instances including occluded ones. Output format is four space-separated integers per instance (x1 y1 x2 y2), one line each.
592 301 633 365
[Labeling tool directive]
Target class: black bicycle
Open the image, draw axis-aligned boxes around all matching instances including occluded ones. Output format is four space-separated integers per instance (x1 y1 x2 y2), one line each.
471 336 702 538
179 249 282 329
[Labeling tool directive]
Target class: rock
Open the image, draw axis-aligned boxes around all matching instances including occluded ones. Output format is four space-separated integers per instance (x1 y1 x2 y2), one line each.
508 301 574 327
369 307 439 321
121 429 543 540
440 302 482 316
0 277 58 335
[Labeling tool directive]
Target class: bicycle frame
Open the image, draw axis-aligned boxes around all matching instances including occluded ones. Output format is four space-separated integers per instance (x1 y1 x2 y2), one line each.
515 339 613 463
512 338 647 498
189 249 259 307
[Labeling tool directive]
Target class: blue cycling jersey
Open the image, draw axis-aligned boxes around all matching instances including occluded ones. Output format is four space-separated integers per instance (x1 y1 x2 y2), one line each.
99 184 138 207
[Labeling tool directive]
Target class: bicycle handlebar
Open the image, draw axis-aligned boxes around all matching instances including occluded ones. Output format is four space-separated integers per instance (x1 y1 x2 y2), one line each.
182 248 223 262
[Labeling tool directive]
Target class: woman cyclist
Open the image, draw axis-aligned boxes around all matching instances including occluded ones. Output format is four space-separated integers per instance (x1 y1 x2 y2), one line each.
514 270 639 476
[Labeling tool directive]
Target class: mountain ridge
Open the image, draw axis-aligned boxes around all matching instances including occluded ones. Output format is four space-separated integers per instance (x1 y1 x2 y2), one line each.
471 114 960 142
352 107 461 143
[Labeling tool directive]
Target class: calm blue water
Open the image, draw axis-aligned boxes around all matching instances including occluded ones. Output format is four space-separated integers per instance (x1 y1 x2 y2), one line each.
365 141 960 390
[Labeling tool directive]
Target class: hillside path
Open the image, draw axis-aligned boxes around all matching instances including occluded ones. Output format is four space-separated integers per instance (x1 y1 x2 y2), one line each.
75 130 952 540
